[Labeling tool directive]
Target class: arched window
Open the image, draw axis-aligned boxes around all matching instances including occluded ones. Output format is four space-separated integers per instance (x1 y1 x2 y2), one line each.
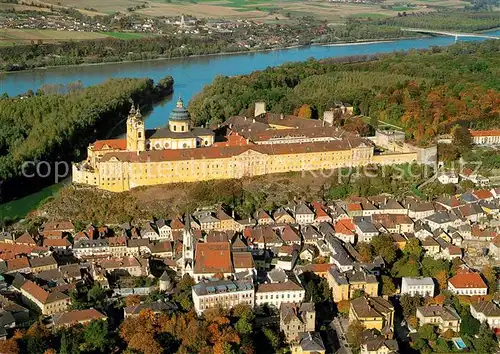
181 126 185 132
174 125 177 131
138 132 142 138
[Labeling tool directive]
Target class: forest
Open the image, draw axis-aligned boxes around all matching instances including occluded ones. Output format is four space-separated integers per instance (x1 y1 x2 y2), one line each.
188 40 500 146
377 10 500 32
0 76 173 203
0 23 417 72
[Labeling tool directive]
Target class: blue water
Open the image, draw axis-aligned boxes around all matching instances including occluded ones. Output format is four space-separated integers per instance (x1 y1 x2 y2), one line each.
0 31 499 130
453 337 467 349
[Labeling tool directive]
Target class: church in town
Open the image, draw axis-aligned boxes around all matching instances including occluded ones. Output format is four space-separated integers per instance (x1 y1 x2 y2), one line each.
72 99 419 192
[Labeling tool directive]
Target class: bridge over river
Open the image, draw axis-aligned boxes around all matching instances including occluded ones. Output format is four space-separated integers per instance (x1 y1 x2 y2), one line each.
402 28 500 41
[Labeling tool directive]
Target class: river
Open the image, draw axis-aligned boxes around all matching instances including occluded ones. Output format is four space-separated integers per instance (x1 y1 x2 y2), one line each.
0 31 499 218
1 31 499 130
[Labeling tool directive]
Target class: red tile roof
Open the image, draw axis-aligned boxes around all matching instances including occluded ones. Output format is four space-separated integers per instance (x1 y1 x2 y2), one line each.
194 242 233 274
43 238 71 248
7 257 30 271
170 219 184 230
470 129 500 137
448 272 487 289
232 252 254 269
257 281 303 293
301 263 333 274
472 189 493 200
346 203 362 211
15 232 37 245
21 280 49 303
281 225 301 242
334 219 355 235
100 139 370 163
93 139 127 151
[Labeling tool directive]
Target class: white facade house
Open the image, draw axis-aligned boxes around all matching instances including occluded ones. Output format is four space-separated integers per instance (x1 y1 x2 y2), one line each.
438 173 459 185
192 279 254 315
470 130 500 145
447 272 488 296
401 277 435 297
255 281 305 309
155 219 172 241
470 302 500 330
294 203 315 225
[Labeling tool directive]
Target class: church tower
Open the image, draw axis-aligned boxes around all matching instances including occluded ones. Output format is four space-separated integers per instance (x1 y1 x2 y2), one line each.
126 103 146 152
181 214 194 276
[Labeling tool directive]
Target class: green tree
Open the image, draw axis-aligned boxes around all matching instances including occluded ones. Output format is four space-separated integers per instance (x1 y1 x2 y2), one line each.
400 294 422 318
451 125 472 153
83 320 108 352
474 322 497 353
460 310 481 337
404 238 422 259
371 235 397 264
418 324 437 342
262 327 280 350
381 275 396 296
433 338 450 353
87 284 107 309
391 255 420 277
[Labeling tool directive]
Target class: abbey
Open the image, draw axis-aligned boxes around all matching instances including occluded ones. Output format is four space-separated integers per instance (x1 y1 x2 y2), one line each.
72 100 418 192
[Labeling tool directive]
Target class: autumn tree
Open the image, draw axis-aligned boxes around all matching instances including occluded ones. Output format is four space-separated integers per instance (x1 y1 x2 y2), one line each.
297 104 312 119
0 338 19 354
356 242 373 263
337 300 350 316
125 294 141 307
481 265 496 294
347 320 365 349
400 294 423 318
381 275 397 296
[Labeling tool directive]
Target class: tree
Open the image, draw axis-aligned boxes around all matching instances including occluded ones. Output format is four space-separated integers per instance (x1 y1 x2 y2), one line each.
356 242 373 263
346 320 365 349
433 338 450 353
262 327 280 350
125 294 141 307
404 238 422 259
128 331 163 354
83 320 108 352
418 324 437 342
391 255 420 277
400 294 422 318
481 265 496 294
381 275 396 296
87 284 107 309
0 338 19 354
435 269 449 291
337 300 350 316
460 310 480 337
297 104 312 119
371 235 397 264
474 322 497 353
451 125 472 152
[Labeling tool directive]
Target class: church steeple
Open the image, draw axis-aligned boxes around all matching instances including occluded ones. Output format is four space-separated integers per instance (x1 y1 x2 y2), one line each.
126 102 145 152
181 213 194 276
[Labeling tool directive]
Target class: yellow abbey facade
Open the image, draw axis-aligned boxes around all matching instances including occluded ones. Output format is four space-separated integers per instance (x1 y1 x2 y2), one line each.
72 100 418 192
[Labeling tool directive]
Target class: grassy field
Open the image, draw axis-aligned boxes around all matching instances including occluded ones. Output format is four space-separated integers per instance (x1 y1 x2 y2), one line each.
0 29 153 45
0 28 110 45
0 183 64 221
35 0 467 22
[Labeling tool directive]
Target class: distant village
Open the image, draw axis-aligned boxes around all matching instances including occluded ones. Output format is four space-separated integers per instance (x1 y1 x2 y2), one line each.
1 173 500 352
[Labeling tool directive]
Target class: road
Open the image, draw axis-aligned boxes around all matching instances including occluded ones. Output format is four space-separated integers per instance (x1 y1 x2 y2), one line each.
330 317 352 354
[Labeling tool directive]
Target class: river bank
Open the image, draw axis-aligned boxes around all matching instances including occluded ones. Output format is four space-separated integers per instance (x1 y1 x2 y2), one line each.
0 35 422 76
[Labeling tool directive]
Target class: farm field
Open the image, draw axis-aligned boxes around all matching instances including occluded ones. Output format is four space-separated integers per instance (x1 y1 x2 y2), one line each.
35 0 468 22
0 28 110 46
